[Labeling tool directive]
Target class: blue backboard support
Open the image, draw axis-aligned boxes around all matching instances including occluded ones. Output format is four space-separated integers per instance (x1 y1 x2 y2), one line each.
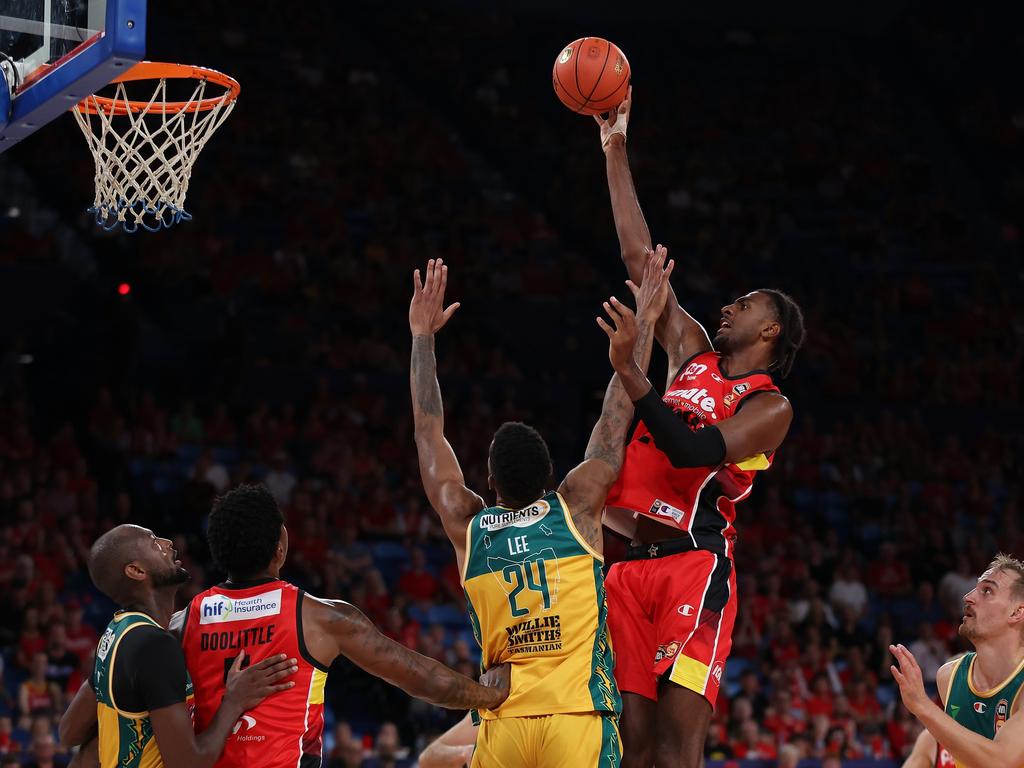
0 0 145 153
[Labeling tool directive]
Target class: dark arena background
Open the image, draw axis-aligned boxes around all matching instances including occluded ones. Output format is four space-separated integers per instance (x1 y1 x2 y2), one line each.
1 1 1022 766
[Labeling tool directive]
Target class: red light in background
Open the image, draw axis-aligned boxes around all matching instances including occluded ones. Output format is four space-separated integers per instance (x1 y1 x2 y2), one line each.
117 283 131 296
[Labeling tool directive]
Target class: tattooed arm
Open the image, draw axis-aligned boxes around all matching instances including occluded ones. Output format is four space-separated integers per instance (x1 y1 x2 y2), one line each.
409 259 485 567
305 597 509 710
558 248 674 553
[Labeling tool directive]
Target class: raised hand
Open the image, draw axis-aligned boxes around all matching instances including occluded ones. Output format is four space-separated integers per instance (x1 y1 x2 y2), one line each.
625 244 675 324
890 644 931 717
597 297 640 374
593 85 632 151
410 258 461 336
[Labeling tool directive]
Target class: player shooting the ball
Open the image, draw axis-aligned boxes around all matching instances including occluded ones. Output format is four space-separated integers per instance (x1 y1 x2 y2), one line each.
594 86 806 768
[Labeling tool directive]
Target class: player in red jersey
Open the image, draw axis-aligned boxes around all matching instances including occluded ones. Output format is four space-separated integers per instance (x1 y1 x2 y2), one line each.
903 729 957 768
595 87 807 768
177 484 509 768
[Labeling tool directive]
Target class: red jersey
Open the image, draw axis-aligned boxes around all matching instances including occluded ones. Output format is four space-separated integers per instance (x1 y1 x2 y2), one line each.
605 351 780 558
936 744 956 768
182 579 328 768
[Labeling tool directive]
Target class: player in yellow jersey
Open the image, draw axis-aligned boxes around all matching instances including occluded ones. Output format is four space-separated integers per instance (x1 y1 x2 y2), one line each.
892 553 1024 767
408 250 674 767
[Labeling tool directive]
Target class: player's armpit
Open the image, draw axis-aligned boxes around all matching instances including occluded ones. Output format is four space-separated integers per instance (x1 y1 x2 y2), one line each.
716 392 793 464
59 681 97 748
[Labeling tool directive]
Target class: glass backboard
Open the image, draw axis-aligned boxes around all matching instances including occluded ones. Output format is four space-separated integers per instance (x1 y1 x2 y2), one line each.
0 0 145 152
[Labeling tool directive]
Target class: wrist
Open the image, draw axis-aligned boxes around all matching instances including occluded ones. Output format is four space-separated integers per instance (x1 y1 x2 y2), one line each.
602 134 626 153
618 364 651 399
220 691 244 718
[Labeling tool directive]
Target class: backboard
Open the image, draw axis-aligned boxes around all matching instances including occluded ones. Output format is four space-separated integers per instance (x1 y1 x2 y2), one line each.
0 0 145 152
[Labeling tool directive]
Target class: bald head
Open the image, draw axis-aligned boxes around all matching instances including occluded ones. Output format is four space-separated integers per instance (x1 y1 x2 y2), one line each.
88 525 149 604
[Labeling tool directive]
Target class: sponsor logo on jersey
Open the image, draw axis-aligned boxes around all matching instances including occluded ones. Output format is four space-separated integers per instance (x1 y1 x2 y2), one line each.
996 699 1009 732
723 393 737 407
973 701 987 714
681 362 709 381
949 704 960 720
199 589 282 625
732 383 750 395
665 387 718 415
649 499 685 524
479 500 550 532
711 661 725 685
96 628 115 662
504 614 563 655
654 641 680 663
232 715 265 742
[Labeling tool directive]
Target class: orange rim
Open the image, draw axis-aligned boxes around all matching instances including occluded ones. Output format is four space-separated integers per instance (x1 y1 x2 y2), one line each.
75 61 240 116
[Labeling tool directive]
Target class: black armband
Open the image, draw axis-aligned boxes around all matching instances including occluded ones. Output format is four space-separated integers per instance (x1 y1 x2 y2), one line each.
633 388 727 468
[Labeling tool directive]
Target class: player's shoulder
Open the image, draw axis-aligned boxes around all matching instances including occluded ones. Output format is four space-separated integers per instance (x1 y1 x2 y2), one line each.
936 654 969 704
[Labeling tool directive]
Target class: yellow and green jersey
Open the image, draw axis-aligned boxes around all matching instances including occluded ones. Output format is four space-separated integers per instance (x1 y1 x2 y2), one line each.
93 611 194 768
942 651 1024 767
462 491 620 719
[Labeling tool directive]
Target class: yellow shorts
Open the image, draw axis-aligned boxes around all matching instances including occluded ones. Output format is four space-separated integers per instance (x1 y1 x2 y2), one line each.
472 712 620 768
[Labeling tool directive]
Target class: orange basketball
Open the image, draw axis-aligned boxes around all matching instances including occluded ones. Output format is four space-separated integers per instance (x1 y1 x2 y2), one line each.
552 37 631 116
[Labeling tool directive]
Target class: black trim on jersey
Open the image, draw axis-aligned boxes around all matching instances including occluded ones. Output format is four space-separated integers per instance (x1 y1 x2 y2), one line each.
219 576 279 590
300 753 323 768
733 388 783 414
715 357 774 382
296 591 332 673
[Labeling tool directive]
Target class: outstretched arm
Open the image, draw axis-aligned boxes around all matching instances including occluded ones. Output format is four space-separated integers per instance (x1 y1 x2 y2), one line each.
558 248 675 550
409 259 486 563
596 87 712 377
310 598 508 711
892 644 1024 768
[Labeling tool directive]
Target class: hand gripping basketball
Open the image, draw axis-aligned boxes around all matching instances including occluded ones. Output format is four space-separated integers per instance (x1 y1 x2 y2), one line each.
595 85 632 151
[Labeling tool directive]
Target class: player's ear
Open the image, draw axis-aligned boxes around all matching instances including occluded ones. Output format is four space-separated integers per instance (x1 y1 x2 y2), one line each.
124 562 146 582
762 320 781 341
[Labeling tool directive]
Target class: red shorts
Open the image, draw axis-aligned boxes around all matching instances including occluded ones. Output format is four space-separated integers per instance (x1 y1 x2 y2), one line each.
605 549 737 708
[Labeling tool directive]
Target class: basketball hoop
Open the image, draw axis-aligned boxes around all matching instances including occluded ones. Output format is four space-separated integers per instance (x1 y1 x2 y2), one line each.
72 62 240 232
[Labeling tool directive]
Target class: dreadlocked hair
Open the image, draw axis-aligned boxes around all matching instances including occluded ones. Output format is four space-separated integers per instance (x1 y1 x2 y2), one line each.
756 288 806 379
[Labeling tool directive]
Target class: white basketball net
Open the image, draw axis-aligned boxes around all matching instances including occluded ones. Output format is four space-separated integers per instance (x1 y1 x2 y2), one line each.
72 77 236 232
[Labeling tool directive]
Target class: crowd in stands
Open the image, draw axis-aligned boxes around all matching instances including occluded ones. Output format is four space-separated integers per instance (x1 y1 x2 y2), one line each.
1 3 1021 767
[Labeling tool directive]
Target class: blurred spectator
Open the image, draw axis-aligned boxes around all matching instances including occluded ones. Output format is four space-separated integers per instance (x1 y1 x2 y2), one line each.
363 722 411 768
17 655 61 729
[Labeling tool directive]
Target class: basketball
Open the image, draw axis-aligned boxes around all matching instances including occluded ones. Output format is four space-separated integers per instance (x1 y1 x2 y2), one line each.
552 37 631 116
